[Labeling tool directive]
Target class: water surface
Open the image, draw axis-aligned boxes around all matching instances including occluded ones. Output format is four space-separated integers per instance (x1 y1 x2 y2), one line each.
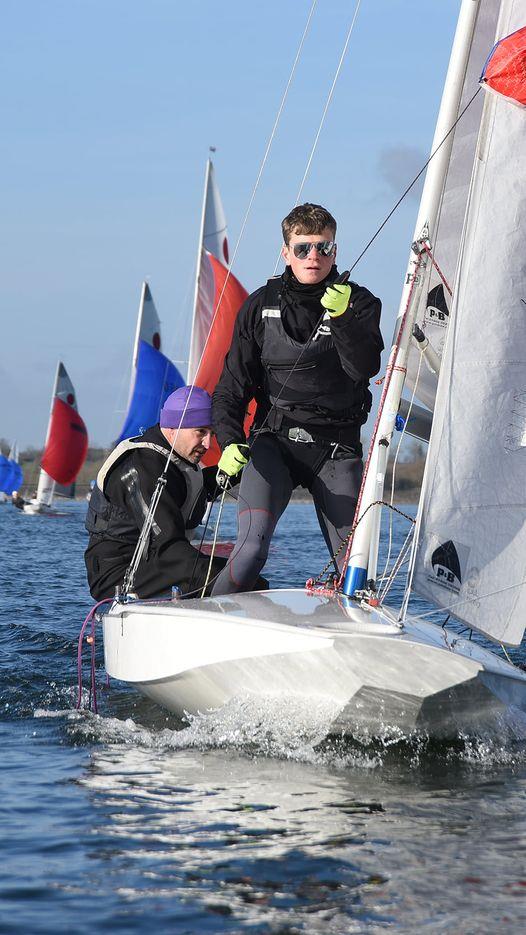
1 501 526 933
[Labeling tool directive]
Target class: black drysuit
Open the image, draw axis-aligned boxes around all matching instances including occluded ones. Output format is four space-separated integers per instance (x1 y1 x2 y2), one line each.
211 266 383 594
84 425 226 600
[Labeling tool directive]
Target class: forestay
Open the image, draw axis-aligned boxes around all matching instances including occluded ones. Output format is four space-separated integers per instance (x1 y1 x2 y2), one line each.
411 0 526 646
402 0 500 413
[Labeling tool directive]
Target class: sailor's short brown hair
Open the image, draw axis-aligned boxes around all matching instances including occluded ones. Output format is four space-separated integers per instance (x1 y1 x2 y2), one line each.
281 203 337 243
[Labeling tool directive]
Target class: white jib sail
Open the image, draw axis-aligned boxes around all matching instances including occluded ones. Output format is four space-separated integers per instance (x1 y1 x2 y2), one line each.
187 159 229 383
411 0 526 646
401 0 500 414
36 362 78 507
128 280 162 391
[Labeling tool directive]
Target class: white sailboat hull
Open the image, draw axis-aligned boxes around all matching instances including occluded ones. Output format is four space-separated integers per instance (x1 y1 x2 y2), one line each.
102 589 526 739
22 496 55 515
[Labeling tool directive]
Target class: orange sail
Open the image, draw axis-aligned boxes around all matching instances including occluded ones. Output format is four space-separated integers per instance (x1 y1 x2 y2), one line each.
193 251 253 466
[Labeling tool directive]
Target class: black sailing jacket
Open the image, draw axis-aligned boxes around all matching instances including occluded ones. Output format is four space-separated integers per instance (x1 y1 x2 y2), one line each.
212 266 383 449
84 424 225 600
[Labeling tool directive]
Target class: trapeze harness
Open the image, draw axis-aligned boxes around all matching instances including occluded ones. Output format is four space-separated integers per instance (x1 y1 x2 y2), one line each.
85 436 207 543
259 276 371 448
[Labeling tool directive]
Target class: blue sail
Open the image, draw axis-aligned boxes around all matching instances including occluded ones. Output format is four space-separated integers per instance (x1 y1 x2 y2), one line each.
0 454 10 493
117 339 185 442
0 455 23 494
8 462 23 493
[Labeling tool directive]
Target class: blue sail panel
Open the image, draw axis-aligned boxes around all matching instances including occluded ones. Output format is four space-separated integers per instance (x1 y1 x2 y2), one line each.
118 340 185 442
8 462 23 493
0 455 11 493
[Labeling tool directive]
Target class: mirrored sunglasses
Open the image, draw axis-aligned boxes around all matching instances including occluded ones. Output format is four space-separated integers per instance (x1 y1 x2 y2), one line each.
291 240 335 259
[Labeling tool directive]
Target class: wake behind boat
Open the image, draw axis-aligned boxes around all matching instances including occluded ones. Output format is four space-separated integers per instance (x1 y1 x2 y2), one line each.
99 0 526 741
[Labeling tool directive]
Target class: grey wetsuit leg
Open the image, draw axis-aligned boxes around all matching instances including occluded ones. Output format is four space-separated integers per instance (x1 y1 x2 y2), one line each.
310 450 363 574
211 434 293 595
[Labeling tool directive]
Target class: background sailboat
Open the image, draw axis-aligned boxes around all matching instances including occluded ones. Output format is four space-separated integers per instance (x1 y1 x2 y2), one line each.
116 281 184 443
187 157 249 465
0 448 11 503
23 362 88 515
0 442 24 501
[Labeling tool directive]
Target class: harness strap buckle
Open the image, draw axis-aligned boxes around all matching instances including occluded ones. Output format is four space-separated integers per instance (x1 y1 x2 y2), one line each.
288 427 315 444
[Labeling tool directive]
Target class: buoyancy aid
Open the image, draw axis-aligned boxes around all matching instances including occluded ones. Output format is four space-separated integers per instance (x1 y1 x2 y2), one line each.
85 435 207 540
260 277 371 429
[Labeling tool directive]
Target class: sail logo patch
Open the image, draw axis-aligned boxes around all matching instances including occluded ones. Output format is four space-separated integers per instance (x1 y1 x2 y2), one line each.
427 539 468 593
424 284 449 330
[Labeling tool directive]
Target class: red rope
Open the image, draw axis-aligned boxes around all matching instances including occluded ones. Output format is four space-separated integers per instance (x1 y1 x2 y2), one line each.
337 251 425 587
422 242 453 296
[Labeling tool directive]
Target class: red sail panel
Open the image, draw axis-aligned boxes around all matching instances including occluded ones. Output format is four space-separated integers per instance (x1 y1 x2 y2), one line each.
194 254 255 467
481 26 526 106
41 398 89 484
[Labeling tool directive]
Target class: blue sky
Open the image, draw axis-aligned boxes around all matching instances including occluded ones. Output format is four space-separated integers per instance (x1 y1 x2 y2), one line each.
1 0 463 447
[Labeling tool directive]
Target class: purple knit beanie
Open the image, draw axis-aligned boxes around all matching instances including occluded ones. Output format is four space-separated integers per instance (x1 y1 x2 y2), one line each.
160 386 212 429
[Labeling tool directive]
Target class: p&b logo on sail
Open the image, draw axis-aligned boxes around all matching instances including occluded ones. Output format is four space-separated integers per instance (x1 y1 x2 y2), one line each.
424 284 449 329
427 539 468 594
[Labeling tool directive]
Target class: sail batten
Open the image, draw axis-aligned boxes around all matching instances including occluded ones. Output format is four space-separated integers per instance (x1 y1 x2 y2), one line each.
411 0 526 646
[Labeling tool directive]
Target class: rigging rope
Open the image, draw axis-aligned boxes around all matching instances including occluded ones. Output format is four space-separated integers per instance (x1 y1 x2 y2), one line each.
347 87 481 276
377 349 424 592
190 0 320 387
121 0 319 595
122 24 484 599
272 0 363 274
336 252 425 589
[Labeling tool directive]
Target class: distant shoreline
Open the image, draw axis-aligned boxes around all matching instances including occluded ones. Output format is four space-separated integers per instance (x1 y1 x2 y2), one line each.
17 448 426 505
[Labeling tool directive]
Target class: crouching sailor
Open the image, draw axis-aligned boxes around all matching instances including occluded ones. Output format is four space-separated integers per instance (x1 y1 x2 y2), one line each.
84 386 226 600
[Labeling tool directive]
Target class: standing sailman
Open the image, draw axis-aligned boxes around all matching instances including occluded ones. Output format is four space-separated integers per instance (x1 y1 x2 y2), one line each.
211 202 383 594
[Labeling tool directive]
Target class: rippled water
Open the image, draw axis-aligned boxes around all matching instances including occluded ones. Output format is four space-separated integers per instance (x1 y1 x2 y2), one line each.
2 501 526 933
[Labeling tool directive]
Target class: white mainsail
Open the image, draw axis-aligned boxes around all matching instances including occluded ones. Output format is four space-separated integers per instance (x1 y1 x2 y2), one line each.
187 159 230 383
401 0 500 413
411 0 526 646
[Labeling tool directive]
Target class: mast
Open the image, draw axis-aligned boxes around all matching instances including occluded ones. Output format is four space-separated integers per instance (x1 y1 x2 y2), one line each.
188 158 212 383
343 0 482 596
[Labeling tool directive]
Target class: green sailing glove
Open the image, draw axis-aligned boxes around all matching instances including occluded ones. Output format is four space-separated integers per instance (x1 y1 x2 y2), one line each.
217 443 249 479
320 282 352 318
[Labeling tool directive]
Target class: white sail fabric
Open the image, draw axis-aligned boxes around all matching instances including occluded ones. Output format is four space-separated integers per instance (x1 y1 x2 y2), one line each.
202 161 229 267
188 248 216 385
412 0 526 646
188 160 230 382
131 281 162 368
403 0 500 413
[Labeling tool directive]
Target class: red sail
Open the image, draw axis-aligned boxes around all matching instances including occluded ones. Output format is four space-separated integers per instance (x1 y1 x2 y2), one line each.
41 398 89 484
194 253 255 467
481 26 526 106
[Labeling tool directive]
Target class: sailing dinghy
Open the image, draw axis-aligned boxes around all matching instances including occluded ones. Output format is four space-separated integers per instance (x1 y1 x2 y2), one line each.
23 362 88 515
101 1 526 739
